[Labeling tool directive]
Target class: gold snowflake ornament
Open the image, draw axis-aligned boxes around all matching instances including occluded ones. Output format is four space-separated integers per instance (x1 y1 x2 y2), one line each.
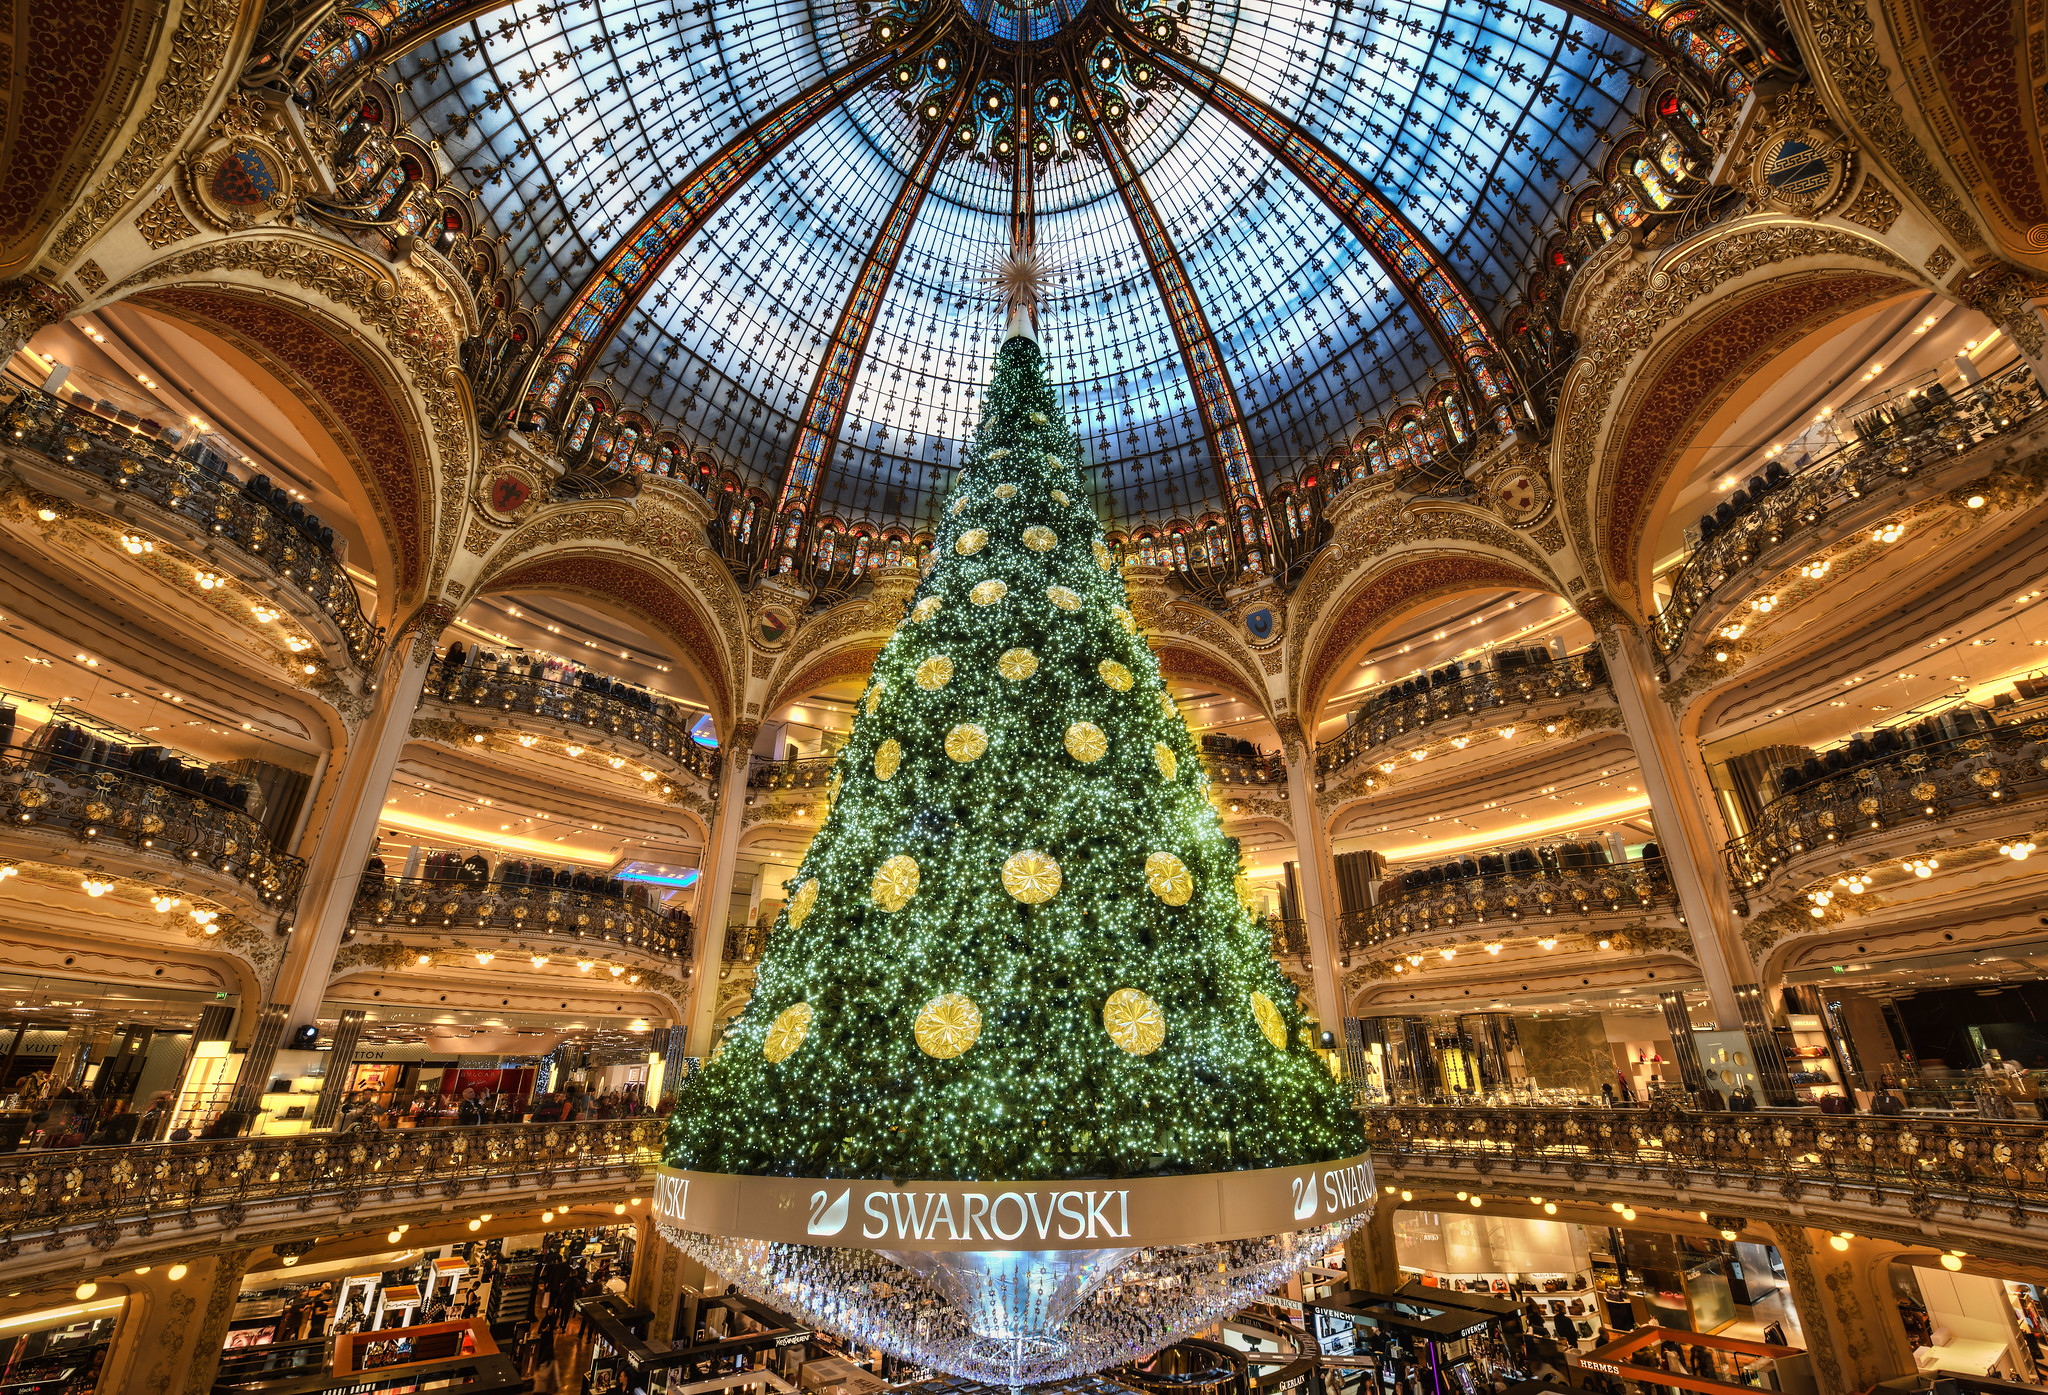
1251 991 1288 1051
1047 585 1080 611
971 579 1009 605
1103 988 1166 1056
914 992 982 1059
1002 850 1062 903
1098 659 1133 691
1065 721 1108 763
787 878 819 928
913 596 943 623
874 738 902 781
873 854 921 912
1024 525 1057 551
915 654 954 690
945 723 988 762
1154 743 1177 780
998 647 1038 680
956 528 988 556
1146 850 1193 905
764 1003 814 1063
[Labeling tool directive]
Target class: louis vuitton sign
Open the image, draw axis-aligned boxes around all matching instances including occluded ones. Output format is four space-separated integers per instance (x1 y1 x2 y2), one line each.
651 1155 1374 1252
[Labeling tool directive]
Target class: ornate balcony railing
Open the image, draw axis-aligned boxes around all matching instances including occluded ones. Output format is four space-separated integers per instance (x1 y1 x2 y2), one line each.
0 382 381 669
748 755 836 792
1316 650 1612 775
0 1117 661 1245
1203 749 1286 787
350 875 692 961
1651 362 2046 660
0 746 303 910
722 922 768 967
425 661 719 780
1267 916 1309 957
1337 858 1675 952
1725 701 2048 894
1365 1105 2048 1213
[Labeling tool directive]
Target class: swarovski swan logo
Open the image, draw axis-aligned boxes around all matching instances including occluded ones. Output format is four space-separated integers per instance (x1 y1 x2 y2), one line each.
1291 1174 1320 1221
809 1187 852 1236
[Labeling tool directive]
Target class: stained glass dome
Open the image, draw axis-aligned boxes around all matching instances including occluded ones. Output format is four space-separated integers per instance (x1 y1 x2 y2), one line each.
365 0 1659 527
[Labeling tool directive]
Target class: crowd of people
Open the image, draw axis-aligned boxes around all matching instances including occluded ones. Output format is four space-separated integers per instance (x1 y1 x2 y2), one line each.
336 1082 668 1132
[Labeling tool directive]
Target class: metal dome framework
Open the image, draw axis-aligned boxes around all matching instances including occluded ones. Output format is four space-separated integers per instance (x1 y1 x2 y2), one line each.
286 0 1767 530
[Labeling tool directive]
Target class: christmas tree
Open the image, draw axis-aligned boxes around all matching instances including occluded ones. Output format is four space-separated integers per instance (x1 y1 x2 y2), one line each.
666 313 1361 1184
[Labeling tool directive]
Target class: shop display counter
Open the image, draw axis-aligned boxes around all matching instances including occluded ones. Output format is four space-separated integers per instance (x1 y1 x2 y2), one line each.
1578 1326 1809 1395
334 1319 493 1373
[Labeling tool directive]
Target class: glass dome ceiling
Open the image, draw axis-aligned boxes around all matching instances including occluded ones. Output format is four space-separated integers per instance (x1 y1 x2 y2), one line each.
386 0 1653 527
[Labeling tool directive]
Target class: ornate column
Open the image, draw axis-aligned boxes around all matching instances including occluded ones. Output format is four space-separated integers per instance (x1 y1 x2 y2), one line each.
1345 1201 1400 1292
93 1247 257 1395
685 723 755 1054
1761 1224 1916 1395
1279 718 1346 1038
272 609 446 1029
0 279 73 360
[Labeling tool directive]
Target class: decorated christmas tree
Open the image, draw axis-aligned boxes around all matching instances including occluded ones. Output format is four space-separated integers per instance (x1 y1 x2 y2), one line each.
667 304 1360 1186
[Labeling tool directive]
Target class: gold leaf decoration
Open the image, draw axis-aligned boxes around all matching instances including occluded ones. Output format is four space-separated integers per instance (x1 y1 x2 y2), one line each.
764 1003 814 1063
786 878 819 928
1112 605 1137 633
875 738 902 781
1051 489 1071 506
1044 452 1066 468
1158 692 1177 718
1103 988 1166 1056
956 529 988 556
914 992 982 1058
866 684 884 715
1023 525 1057 552
1154 743 1178 780
912 596 943 623
1098 659 1133 691
872 854 921 912
995 484 1018 499
950 498 967 515
915 655 954 690
1146 851 1193 905
1065 722 1108 763
998 648 1038 680
1002 850 1062 903
1251 991 1287 1051
971 579 1009 606
945 723 989 762
1093 540 1113 571
1047 586 1081 611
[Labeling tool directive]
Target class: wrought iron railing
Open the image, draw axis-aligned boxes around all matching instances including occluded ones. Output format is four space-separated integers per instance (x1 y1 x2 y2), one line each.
1365 1105 2048 1212
1337 857 1675 952
350 874 692 960
1203 748 1286 787
0 746 303 909
0 382 381 668
747 755 836 792
425 660 718 779
1267 916 1309 957
1651 362 2046 659
722 922 768 966
0 1118 660 1243
1315 650 1611 775
1725 701 2048 892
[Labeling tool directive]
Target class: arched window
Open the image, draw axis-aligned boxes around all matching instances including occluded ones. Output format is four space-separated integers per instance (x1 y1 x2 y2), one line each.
884 538 903 568
1365 436 1390 474
1633 157 1674 209
1657 134 1688 179
1441 393 1471 443
566 398 599 453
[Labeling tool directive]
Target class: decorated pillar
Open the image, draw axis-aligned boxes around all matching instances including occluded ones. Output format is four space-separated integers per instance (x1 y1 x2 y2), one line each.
93 1247 256 1395
1761 1224 1916 1395
1345 1198 1400 1292
273 609 446 1029
685 724 755 1054
1279 719 1346 1038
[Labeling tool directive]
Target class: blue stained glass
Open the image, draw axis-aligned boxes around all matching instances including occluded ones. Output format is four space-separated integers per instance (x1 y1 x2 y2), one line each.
388 0 1641 526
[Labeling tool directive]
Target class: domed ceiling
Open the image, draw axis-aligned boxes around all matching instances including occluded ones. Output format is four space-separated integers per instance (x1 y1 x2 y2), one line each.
385 0 1654 526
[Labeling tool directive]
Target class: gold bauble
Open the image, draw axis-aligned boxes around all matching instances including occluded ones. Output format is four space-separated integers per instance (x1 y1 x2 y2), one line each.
1002 850 1062 902
866 683 884 715
1093 540 1113 571
1051 489 1071 506
1251 991 1288 1051
787 878 819 928
913 596 943 623
950 497 967 515
1065 721 1108 763
873 854 921 912
1103 988 1166 1056
1157 692 1177 718
764 1003 814 1063
995 484 1018 499
875 738 902 781
1113 605 1136 634
915 655 954 690
1154 743 1178 780
1044 452 1065 468
1047 586 1081 611
970 579 1009 606
1146 850 1193 905
1023 525 1057 552
998 648 1038 680
914 992 981 1059
945 723 988 762
1098 659 1133 691
956 528 988 556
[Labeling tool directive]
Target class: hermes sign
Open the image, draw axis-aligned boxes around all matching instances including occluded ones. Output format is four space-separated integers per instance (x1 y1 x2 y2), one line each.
651 1155 1374 1252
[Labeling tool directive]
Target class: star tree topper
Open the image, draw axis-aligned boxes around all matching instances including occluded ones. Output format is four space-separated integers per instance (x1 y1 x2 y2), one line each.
988 248 1055 343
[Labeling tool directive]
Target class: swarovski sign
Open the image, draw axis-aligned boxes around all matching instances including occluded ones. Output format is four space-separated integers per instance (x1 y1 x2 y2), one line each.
651 1154 1374 1252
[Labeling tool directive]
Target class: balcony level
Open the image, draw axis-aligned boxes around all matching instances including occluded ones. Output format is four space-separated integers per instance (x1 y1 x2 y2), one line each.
348 871 692 969
0 381 381 680
1339 845 1680 956
423 658 718 788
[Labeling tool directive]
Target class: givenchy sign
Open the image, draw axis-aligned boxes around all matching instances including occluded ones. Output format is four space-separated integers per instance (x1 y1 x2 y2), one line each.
651 1155 1375 1253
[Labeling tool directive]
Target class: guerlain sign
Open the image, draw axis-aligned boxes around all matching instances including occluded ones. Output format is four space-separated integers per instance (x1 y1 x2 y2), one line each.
651 1154 1374 1252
